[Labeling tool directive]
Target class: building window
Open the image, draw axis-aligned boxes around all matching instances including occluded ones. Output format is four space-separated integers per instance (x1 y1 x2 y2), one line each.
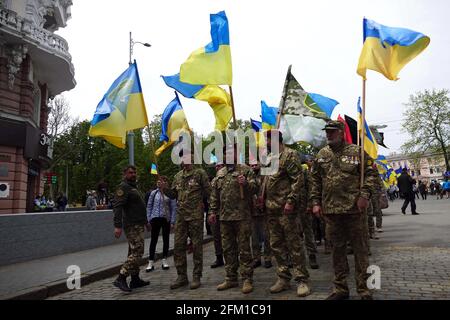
430 168 434 174
418 170 421 176
435 167 441 174
33 86 41 125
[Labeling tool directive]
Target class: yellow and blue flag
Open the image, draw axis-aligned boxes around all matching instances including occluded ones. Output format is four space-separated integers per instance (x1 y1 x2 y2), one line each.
357 18 430 80
155 93 190 156
251 118 264 147
357 97 378 160
180 11 232 85
89 62 149 148
261 101 278 130
304 93 339 119
162 74 232 131
150 164 158 175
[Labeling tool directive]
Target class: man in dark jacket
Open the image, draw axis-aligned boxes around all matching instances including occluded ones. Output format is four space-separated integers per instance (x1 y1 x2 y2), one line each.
113 165 150 292
397 168 419 215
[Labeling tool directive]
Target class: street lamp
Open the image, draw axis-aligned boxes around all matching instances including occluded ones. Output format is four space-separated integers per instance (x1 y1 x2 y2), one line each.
128 31 151 165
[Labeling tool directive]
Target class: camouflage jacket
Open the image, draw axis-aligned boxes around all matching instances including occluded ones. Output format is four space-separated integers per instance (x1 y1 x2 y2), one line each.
209 165 258 221
113 180 147 228
310 143 378 215
263 146 305 214
250 174 264 217
169 167 211 221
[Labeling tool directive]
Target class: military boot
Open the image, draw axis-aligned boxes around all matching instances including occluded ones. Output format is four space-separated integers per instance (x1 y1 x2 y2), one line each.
325 291 349 300
113 274 131 292
309 254 319 269
190 276 201 290
269 277 290 294
217 280 239 291
170 276 189 290
297 281 311 297
129 275 150 289
211 255 225 268
241 280 253 294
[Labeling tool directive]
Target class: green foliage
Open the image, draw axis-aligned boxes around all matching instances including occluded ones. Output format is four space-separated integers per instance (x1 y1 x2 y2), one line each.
401 89 450 171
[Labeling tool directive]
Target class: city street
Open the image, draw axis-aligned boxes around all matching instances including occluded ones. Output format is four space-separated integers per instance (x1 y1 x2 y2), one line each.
49 198 450 300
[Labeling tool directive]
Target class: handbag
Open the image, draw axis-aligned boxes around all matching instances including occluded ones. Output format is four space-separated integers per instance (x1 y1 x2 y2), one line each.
379 192 389 209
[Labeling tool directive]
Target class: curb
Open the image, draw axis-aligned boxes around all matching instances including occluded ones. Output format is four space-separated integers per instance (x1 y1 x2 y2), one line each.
3 236 214 300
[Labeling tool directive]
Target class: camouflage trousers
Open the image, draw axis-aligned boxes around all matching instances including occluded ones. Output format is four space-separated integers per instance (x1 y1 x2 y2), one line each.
211 218 223 256
174 218 203 279
266 212 309 282
221 220 253 282
251 216 271 262
324 214 371 297
120 224 145 277
297 211 318 255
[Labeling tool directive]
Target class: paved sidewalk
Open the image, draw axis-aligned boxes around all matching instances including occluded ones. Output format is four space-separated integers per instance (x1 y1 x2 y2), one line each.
49 198 450 300
0 230 212 299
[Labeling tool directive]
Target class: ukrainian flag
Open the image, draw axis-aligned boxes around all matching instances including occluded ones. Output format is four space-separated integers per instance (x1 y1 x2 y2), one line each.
89 62 149 148
150 164 158 175
251 118 264 147
261 101 278 130
162 74 232 131
357 18 430 80
357 97 378 160
155 93 190 156
304 93 339 119
180 11 232 85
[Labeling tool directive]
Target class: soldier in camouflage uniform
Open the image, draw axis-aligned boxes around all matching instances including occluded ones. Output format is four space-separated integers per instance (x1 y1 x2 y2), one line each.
310 120 378 300
258 130 311 297
209 144 258 294
113 165 150 292
168 153 211 290
250 162 272 269
367 174 385 240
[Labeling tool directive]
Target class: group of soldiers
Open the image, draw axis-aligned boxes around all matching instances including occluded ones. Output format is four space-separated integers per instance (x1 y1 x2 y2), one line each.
112 120 381 300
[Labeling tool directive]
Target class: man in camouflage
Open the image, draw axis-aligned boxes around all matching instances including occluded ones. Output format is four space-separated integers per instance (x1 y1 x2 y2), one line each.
250 162 272 269
168 152 211 290
209 144 258 294
113 165 150 292
310 120 378 300
258 130 311 297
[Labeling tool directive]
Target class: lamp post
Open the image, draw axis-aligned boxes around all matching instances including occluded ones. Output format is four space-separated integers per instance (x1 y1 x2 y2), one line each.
128 32 151 165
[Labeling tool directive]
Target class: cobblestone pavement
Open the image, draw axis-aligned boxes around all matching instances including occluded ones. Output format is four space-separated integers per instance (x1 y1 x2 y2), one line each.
50 199 450 300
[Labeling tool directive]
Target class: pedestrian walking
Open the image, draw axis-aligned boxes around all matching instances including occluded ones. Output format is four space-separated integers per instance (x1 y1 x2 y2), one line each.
146 176 176 272
112 165 150 292
398 168 419 215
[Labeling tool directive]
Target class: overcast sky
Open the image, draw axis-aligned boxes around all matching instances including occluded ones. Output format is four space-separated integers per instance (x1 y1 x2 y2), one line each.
56 0 450 155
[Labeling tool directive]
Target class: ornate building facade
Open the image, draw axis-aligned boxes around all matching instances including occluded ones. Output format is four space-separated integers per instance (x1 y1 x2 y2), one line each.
386 152 448 183
0 0 75 213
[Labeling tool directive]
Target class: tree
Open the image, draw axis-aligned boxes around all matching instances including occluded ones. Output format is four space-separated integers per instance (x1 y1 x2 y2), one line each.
401 89 450 171
47 95 77 138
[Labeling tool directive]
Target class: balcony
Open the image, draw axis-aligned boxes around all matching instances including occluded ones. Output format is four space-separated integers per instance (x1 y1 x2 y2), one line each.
0 7 76 96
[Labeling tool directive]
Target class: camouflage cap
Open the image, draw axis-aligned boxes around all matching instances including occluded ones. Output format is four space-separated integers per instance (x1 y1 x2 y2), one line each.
322 120 344 131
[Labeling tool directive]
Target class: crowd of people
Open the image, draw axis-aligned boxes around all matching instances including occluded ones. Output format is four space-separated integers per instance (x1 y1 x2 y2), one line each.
111 120 399 300
33 192 67 212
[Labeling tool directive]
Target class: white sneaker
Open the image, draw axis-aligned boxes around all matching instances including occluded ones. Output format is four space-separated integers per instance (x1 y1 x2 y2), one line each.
376 228 383 233
146 260 155 272
162 258 170 270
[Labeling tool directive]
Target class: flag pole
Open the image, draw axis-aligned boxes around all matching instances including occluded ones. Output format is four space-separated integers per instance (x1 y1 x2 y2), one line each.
261 65 292 201
228 85 244 199
360 79 367 190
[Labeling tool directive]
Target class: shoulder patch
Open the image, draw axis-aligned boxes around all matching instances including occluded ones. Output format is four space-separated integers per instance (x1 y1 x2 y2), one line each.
116 189 124 197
